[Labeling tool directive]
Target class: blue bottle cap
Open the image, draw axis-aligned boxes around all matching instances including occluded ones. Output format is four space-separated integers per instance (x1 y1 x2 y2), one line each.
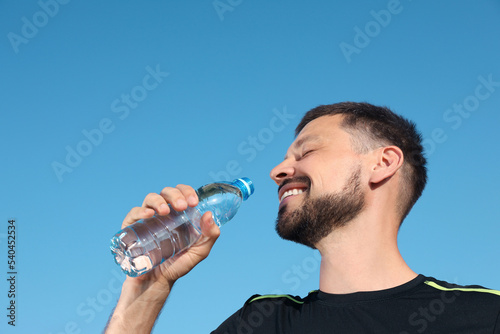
233 177 254 201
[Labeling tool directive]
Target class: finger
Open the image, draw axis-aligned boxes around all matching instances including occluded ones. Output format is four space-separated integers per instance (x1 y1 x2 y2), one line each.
122 207 155 228
175 184 199 207
142 192 171 216
172 212 220 268
154 212 220 282
198 211 221 243
159 185 196 212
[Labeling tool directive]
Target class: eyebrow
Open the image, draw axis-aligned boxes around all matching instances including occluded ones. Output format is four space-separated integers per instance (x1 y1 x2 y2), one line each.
294 135 322 149
283 135 322 160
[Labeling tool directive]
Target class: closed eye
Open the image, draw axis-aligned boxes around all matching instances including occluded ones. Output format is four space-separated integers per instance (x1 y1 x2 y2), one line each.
301 150 314 158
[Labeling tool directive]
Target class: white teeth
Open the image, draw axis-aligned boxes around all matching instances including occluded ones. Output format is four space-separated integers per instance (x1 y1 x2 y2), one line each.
280 189 304 202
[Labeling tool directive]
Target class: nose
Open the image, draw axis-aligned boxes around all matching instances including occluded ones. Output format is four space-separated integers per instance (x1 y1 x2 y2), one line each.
270 159 295 185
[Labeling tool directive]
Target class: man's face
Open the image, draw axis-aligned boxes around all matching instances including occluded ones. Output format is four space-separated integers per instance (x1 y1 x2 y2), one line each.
270 115 367 248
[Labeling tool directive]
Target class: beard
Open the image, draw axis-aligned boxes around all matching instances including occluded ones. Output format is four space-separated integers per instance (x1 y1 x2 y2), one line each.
275 166 365 248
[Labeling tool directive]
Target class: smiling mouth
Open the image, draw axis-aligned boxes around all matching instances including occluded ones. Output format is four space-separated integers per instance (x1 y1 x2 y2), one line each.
277 176 311 205
280 188 305 203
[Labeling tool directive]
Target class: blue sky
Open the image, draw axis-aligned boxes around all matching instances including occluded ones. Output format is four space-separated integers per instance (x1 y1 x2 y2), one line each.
1 0 499 333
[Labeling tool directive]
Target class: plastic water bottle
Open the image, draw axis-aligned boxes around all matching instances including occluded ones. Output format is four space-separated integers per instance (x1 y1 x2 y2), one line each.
110 177 254 277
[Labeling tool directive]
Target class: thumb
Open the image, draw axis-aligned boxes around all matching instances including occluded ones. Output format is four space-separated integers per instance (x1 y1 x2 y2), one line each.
198 211 221 244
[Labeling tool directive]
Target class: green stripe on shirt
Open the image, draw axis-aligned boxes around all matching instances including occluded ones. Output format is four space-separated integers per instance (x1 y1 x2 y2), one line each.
249 294 305 305
425 280 500 296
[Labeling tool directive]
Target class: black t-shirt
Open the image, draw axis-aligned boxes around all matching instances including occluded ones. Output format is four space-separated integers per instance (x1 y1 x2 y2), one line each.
212 275 500 333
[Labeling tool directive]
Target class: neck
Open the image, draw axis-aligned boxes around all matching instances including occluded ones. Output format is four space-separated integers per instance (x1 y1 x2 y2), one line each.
316 211 417 294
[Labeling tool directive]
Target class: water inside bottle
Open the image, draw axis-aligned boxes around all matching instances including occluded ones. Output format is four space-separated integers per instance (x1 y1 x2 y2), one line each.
111 213 202 277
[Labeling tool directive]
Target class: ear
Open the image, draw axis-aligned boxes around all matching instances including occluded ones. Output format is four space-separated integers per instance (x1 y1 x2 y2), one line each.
369 146 404 185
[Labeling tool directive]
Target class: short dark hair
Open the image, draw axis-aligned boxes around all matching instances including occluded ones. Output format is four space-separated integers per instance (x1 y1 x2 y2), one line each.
295 102 427 224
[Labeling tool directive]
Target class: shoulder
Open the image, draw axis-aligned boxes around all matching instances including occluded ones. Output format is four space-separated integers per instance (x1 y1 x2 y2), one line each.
422 275 500 301
211 292 317 334
238 292 317 315
419 275 500 319
244 292 315 306
413 276 500 331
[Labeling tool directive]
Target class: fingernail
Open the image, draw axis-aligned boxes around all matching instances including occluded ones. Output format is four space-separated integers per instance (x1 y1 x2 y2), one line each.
176 199 187 208
187 195 197 206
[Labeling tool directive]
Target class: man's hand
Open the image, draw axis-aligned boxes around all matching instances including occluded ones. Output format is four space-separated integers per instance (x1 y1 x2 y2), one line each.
105 184 220 334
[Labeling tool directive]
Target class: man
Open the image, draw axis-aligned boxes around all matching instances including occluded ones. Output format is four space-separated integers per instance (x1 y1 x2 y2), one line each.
105 102 500 333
